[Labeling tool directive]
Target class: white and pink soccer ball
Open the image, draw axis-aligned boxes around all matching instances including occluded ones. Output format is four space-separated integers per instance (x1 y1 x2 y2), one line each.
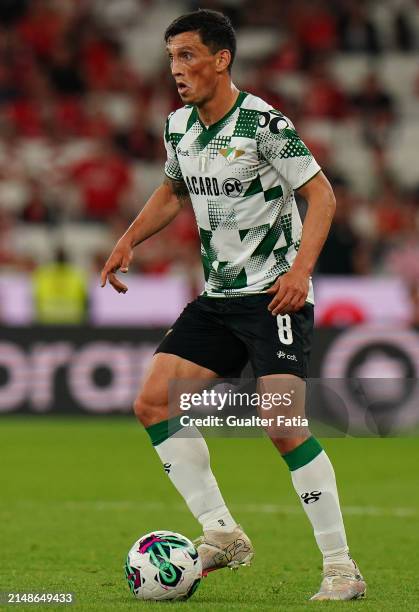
125 530 202 601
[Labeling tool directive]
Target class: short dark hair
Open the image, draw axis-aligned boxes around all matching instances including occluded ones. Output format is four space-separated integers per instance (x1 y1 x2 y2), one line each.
164 9 236 72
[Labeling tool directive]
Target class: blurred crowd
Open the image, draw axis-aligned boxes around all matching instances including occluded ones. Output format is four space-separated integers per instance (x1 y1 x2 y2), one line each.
0 0 419 289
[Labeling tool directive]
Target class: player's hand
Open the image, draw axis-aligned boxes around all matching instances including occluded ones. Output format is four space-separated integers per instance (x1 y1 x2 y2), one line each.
266 269 309 315
100 241 133 294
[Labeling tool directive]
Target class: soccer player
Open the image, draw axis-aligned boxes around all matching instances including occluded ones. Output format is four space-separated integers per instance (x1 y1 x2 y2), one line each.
101 10 366 601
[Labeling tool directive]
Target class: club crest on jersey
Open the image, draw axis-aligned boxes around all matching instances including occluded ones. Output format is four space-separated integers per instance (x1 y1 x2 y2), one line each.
219 146 245 163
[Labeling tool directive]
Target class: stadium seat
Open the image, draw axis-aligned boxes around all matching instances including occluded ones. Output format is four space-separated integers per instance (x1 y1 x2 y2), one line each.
133 162 166 201
386 120 419 187
299 119 336 148
330 54 376 93
379 54 419 101
271 73 306 101
60 224 113 268
332 127 376 195
236 28 281 61
123 1 188 76
13 226 52 263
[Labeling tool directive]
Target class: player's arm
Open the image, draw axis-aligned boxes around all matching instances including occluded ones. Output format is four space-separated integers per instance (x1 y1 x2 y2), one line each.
267 171 336 315
100 176 190 293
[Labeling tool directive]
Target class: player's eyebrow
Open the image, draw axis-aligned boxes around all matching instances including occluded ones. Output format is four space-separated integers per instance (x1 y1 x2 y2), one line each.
166 45 196 54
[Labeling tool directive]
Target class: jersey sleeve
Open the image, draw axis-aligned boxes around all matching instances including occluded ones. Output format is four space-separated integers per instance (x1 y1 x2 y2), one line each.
164 115 183 182
256 111 321 190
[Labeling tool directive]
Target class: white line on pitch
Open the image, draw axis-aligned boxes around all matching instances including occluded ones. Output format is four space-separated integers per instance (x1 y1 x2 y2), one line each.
10 500 416 518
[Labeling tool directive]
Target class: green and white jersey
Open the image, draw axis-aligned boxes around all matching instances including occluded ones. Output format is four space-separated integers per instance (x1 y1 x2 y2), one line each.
164 91 320 302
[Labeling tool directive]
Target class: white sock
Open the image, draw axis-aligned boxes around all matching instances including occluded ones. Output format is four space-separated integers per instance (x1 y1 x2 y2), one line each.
154 426 237 532
290 450 351 566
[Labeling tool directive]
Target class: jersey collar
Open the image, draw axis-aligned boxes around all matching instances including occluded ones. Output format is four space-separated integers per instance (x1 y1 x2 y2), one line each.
193 91 248 134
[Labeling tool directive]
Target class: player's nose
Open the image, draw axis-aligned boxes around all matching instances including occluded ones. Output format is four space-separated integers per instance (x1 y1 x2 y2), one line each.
170 57 184 78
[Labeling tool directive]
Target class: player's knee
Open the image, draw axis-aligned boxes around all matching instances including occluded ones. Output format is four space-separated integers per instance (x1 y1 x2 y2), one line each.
274 436 310 455
133 393 154 425
133 392 167 428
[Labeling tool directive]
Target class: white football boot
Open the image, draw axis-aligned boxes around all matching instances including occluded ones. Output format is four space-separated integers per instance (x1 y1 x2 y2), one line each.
310 559 366 600
194 525 254 577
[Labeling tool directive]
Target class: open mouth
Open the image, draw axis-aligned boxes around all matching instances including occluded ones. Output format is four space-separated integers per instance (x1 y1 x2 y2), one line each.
176 83 189 94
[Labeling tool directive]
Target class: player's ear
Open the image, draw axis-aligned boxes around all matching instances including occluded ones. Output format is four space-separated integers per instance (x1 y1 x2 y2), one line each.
215 49 231 73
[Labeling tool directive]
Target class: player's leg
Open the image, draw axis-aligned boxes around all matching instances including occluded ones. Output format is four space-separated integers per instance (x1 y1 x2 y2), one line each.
134 298 253 573
135 352 239 531
259 373 351 567
231 296 365 599
263 378 365 599
259 373 365 598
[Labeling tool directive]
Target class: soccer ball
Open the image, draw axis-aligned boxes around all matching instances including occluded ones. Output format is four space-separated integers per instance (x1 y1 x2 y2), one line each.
124 530 202 601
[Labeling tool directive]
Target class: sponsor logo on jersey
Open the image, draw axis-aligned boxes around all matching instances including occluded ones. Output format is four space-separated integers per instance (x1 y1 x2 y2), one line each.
185 175 220 196
177 147 189 156
222 178 243 198
258 110 289 133
277 350 297 361
185 175 244 198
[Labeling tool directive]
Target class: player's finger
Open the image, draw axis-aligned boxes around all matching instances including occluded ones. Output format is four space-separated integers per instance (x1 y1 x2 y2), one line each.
271 292 294 315
295 297 306 311
110 279 128 293
109 273 128 294
267 295 279 312
100 265 111 287
281 299 301 314
268 295 283 313
268 286 287 311
289 293 306 312
282 294 302 311
266 278 280 294
272 304 288 316
120 252 132 273
277 300 294 314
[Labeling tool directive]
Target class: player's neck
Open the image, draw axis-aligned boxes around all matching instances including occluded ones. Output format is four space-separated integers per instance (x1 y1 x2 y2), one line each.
197 81 240 128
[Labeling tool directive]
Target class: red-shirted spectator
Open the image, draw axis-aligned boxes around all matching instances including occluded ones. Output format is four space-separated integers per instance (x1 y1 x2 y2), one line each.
169 207 199 248
244 66 289 114
80 32 119 91
17 0 66 60
303 59 348 120
267 36 302 74
69 140 132 220
6 98 44 137
289 0 337 54
135 209 199 276
52 96 88 137
373 179 409 239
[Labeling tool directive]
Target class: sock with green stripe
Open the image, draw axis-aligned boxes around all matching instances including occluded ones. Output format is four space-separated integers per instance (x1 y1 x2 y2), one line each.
283 437 351 566
146 418 237 532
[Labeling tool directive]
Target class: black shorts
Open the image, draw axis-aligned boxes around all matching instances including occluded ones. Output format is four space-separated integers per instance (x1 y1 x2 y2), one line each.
156 294 314 379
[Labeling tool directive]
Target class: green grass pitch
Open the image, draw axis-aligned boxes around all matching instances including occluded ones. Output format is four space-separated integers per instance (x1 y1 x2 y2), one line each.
0 416 418 611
